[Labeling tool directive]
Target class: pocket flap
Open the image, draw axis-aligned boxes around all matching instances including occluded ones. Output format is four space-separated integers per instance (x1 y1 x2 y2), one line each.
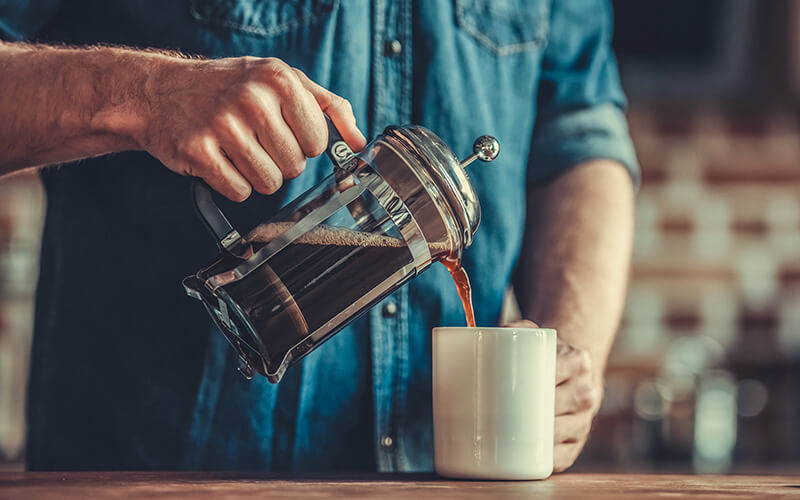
190 0 337 38
455 0 549 54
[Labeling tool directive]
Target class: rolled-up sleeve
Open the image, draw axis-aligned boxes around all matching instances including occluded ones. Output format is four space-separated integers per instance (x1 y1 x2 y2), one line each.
0 0 62 41
527 0 640 188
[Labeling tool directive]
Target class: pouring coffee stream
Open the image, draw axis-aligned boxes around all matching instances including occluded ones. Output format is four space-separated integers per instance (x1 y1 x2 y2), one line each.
184 119 499 382
445 135 500 328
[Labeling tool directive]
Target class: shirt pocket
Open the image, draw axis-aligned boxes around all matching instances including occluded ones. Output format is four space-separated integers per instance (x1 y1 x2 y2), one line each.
189 0 337 38
454 0 550 55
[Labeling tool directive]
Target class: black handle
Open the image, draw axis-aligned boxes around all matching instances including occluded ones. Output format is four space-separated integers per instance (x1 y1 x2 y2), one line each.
191 179 242 253
191 115 356 252
324 115 357 171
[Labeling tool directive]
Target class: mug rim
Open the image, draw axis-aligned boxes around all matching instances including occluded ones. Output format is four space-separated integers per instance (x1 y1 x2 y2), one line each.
433 326 557 336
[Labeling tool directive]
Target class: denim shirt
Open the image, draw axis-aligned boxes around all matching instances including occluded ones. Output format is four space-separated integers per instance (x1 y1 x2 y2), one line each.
2 0 638 471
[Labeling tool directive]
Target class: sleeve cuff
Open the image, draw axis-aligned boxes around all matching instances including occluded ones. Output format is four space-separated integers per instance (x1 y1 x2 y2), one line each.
527 103 641 189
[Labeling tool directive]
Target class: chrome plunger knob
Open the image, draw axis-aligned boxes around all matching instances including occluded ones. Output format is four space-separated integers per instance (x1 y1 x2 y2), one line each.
459 135 500 168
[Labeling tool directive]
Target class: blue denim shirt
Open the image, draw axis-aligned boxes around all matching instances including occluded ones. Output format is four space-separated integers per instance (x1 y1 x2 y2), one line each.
2 0 638 471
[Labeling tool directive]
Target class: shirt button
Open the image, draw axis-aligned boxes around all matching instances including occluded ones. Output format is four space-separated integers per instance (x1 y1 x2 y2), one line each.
381 434 394 448
384 39 403 57
382 301 398 318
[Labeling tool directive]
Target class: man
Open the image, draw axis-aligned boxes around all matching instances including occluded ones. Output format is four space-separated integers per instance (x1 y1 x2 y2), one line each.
0 0 637 472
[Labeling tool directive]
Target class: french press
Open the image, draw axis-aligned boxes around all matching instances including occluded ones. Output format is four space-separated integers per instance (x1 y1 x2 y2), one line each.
183 119 499 383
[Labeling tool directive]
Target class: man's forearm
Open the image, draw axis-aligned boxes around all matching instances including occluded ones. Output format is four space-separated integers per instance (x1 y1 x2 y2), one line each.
513 160 634 379
0 42 366 199
0 42 172 174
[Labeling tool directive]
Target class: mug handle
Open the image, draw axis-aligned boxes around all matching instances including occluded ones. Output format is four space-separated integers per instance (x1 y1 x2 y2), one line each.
191 115 357 253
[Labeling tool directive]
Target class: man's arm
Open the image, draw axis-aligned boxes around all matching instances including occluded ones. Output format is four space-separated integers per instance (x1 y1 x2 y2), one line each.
0 43 146 174
510 0 638 472
512 159 634 471
0 42 365 199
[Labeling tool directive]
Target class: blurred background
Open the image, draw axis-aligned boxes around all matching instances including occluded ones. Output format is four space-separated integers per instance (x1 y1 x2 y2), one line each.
1 0 799 473
577 0 800 473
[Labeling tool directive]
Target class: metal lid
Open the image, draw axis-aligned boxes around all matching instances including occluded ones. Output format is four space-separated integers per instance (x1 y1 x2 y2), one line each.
382 125 499 248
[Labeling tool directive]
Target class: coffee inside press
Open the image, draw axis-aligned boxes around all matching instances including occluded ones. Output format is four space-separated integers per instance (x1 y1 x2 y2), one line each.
244 222 476 333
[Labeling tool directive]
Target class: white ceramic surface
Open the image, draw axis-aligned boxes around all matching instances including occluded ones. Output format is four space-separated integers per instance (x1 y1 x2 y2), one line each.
432 327 557 480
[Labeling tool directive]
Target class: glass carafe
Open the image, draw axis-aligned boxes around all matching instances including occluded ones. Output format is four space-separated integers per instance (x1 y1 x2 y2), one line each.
183 119 499 382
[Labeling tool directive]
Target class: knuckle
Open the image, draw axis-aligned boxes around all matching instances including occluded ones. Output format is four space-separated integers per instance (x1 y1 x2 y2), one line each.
306 134 327 157
572 391 586 410
582 387 595 409
201 136 222 158
589 386 602 409
185 136 215 165
263 60 299 95
256 170 283 195
290 66 308 80
210 111 235 132
233 56 259 76
236 82 261 106
575 349 592 375
573 389 588 410
181 128 214 153
574 384 598 411
239 56 260 70
174 139 198 162
263 57 286 69
331 94 352 113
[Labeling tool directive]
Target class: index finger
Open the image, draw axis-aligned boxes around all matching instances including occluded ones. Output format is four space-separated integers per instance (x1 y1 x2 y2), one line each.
503 319 539 329
292 68 367 152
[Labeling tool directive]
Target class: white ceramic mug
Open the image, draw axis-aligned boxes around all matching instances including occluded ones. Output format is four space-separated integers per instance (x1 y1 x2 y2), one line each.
432 326 557 480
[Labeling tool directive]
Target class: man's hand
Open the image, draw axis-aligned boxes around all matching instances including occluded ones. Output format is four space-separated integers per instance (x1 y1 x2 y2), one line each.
0 44 366 193
505 319 602 473
139 57 366 201
553 340 601 472
512 161 633 472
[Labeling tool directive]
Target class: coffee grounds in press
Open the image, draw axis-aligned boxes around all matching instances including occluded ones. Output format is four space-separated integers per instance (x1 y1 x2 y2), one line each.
246 222 476 329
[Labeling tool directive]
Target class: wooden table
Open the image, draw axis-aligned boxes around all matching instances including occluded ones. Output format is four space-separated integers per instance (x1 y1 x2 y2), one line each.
1 472 798 499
